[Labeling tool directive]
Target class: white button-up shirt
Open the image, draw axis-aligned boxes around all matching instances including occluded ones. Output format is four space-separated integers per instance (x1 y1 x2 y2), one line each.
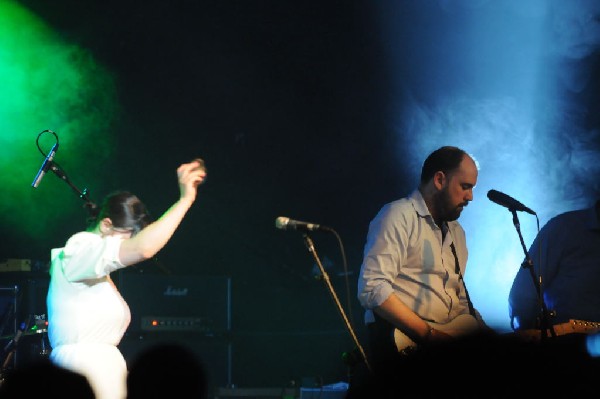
358 189 472 325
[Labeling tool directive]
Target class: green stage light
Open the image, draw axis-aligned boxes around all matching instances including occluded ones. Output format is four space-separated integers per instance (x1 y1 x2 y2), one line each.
0 1 119 246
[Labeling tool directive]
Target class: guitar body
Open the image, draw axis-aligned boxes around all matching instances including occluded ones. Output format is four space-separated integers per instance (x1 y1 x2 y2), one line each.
393 313 480 353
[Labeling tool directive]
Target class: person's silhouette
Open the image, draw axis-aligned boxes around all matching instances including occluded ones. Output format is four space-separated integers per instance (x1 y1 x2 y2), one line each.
0 359 95 398
126 342 208 399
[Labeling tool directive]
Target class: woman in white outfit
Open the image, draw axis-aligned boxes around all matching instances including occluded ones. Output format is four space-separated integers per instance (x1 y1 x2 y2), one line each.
46 159 207 399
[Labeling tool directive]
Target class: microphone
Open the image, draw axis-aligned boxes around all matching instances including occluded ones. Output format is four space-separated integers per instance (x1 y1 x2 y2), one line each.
31 142 59 188
275 216 330 232
487 189 536 215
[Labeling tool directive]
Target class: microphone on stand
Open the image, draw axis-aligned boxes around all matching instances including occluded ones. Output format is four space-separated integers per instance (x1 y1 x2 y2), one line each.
275 216 331 232
487 189 536 215
31 142 59 188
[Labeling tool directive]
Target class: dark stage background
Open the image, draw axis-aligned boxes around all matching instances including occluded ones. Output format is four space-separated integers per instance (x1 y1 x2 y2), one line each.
1 0 405 391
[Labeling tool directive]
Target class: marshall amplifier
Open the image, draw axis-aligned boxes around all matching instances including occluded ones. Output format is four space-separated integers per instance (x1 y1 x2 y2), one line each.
117 273 231 337
116 273 233 391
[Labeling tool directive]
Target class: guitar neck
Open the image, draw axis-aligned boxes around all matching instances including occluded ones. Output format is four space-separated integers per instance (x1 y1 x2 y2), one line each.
516 319 600 341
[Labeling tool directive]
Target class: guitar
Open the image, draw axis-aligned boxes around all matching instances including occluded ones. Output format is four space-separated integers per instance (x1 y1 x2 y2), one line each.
513 319 600 342
394 313 480 354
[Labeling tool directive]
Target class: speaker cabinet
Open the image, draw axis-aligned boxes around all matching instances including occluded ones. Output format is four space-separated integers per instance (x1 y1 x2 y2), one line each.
0 286 18 338
117 273 233 394
117 273 231 336
119 333 232 396
1 285 19 369
0 273 49 324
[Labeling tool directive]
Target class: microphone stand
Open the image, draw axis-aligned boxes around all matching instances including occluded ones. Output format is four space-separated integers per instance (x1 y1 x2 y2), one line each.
510 210 554 341
301 233 371 372
1 316 32 374
47 161 98 216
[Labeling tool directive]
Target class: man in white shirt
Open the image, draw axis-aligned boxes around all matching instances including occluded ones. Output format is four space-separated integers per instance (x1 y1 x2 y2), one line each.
357 146 487 383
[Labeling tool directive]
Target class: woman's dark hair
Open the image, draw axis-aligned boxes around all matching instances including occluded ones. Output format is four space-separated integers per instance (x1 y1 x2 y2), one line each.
420 146 468 185
88 191 151 235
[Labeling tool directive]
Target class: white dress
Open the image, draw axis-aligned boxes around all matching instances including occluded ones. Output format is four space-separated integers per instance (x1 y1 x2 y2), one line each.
47 232 131 399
